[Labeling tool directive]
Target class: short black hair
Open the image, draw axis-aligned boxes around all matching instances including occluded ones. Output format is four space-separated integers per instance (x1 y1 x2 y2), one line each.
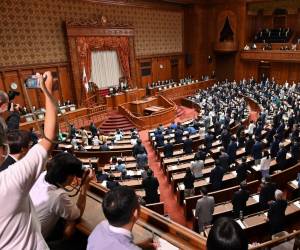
207 217 248 250
102 186 139 227
201 187 208 195
7 130 31 154
45 152 83 186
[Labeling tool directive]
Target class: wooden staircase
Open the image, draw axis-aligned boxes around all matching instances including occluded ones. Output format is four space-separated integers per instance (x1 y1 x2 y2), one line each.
99 112 136 135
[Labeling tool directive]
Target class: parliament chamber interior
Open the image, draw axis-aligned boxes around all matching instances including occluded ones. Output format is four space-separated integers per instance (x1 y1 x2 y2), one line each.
2 0 300 249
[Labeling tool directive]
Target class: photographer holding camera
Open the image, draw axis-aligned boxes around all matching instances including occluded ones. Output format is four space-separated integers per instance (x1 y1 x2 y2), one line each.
30 152 93 244
0 71 57 250
0 89 21 131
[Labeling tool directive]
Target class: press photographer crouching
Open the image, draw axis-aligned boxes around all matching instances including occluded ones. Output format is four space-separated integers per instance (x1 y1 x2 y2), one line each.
30 152 93 248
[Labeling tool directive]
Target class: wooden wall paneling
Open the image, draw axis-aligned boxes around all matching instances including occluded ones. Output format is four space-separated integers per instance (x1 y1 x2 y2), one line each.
4 71 26 107
18 69 39 110
58 66 74 102
0 72 8 93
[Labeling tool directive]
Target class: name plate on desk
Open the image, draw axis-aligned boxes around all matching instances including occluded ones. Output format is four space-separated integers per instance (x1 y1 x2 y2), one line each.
24 114 34 122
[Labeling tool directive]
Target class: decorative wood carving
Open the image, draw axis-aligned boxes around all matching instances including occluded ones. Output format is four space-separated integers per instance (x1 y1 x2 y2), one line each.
214 10 238 52
66 16 137 106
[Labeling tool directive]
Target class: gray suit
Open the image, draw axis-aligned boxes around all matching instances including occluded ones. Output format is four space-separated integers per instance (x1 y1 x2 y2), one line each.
195 196 215 232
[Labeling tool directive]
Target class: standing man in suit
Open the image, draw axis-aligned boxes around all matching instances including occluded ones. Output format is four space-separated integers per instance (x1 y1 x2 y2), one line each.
236 157 249 184
231 182 250 218
142 169 159 204
183 134 193 154
174 127 183 144
267 189 287 235
276 143 287 170
259 176 277 209
218 148 229 172
0 130 31 172
163 138 173 158
270 135 280 158
227 136 238 164
252 137 263 165
195 187 215 233
210 159 225 190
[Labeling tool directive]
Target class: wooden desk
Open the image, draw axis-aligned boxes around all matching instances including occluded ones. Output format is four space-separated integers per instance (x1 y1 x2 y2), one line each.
105 88 145 109
130 97 157 114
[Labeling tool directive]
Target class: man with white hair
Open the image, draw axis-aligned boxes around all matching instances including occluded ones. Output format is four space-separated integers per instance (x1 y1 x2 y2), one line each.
267 189 287 235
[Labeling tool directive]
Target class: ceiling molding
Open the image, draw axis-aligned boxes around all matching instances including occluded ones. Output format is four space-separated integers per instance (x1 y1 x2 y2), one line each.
81 0 186 11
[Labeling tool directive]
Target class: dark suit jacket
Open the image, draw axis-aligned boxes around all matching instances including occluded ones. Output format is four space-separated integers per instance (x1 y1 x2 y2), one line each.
227 142 238 162
259 182 277 209
270 140 280 158
276 148 287 169
164 143 173 158
210 166 224 190
0 155 16 172
236 162 248 183
142 176 159 204
100 144 110 151
252 142 263 160
219 153 229 172
268 199 288 234
183 139 193 154
174 129 183 144
155 134 165 147
232 189 250 217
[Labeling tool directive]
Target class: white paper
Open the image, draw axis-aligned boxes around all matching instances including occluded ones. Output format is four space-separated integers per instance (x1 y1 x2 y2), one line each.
264 212 268 218
293 201 300 209
155 237 179 250
236 219 245 229
205 177 210 183
252 165 260 172
252 194 259 202
179 183 185 190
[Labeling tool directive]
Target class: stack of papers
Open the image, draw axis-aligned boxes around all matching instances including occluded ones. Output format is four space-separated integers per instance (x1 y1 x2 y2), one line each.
252 195 259 202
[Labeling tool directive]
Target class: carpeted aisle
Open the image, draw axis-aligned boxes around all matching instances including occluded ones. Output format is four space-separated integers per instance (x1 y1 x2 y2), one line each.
139 106 198 227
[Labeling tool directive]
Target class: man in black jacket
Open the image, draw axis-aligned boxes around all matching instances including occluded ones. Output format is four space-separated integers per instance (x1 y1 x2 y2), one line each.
231 182 250 218
183 134 193 154
210 159 225 190
174 127 183 144
218 148 229 172
133 139 147 157
155 130 164 148
276 143 287 170
163 138 173 158
142 169 159 204
236 157 249 184
267 189 287 235
259 176 277 210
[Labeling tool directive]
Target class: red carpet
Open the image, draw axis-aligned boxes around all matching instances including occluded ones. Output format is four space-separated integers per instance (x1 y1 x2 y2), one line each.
139 106 198 227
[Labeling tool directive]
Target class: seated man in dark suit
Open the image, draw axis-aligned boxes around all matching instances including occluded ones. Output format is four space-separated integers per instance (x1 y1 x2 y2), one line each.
194 145 207 161
142 169 159 204
89 122 98 137
183 134 193 154
267 189 287 235
209 159 225 191
0 130 31 172
174 127 183 144
231 182 250 218
204 131 214 150
155 130 164 148
100 140 110 151
163 138 173 158
259 176 277 210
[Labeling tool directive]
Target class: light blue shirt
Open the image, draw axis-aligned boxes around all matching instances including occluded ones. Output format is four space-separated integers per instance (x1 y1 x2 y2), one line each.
87 220 141 250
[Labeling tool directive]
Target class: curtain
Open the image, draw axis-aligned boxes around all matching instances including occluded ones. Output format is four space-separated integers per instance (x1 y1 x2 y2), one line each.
91 50 123 88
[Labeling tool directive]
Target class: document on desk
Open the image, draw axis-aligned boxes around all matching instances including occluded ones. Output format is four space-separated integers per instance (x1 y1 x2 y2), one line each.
252 165 260 172
236 219 245 229
293 201 300 209
252 194 259 202
155 236 179 250
291 180 298 188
